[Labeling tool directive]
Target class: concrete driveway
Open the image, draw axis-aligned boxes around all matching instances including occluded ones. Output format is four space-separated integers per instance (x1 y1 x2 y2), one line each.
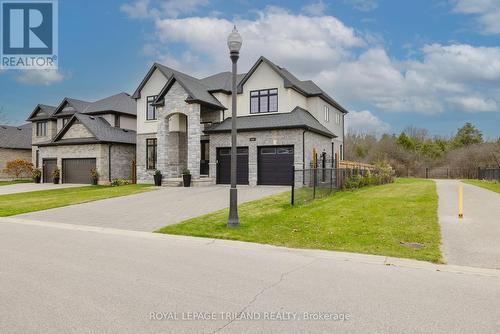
1 220 500 334
0 183 85 195
15 185 288 231
435 179 500 269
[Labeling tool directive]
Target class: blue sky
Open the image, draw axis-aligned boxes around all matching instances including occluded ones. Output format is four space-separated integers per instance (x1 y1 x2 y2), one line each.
1 0 499 139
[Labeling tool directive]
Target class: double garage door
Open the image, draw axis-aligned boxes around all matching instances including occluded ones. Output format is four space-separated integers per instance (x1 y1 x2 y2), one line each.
63 158 96 184
216 146 294 186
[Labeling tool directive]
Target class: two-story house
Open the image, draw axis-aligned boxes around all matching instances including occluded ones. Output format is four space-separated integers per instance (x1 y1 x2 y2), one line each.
132 56 346 186
26 93 137 184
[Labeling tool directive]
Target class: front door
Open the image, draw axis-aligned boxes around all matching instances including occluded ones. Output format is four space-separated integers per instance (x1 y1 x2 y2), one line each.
200 140 209 175
42 159 57 183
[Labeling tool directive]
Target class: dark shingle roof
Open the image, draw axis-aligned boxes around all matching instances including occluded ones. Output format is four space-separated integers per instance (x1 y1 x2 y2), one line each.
26 104 57 121
0 123 32 149
53 98 92 117
205 107 336 138
200 72 247 92
82 92 136 116
45 114 135 146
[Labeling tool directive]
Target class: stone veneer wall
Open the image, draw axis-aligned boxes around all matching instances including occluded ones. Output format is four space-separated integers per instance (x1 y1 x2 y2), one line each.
208 129 333 186
37 143 135 184
0 148 32 179
136 133 157 184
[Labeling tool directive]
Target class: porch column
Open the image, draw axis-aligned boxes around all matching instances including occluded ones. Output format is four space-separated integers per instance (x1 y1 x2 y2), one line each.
157 115 169 177
187 104 201 179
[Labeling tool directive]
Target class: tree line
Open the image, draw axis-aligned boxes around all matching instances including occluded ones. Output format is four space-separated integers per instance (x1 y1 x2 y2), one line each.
345 123 500 177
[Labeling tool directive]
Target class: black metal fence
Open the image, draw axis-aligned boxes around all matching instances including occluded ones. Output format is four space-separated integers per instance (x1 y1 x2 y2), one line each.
291 167 371 205
478 168 500 182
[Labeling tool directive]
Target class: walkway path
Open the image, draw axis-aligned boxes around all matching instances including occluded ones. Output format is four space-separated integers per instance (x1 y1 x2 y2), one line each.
435 179 500 269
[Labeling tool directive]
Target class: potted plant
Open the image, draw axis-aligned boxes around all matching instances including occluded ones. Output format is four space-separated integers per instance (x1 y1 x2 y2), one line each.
182 168 191 187
90 167 99 185
153 170 162 186
52 168 60 184
32 168 41 183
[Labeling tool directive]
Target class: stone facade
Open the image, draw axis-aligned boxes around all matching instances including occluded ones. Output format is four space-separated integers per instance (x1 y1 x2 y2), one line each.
208 129 333 186
61 122 94 139
37 143 135 184
0 148 32 179
136 133 157 184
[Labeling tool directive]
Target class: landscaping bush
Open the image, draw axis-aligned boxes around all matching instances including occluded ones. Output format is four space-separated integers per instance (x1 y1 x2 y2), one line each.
344 161 394 190
3 159 33 179
111 178 130 186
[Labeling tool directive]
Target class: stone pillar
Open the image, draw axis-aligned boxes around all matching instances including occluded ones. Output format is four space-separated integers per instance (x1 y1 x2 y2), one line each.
187 105 201 179
157 116 169 177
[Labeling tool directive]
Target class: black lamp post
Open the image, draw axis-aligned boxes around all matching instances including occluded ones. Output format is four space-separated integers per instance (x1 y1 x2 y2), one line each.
227 26 242 228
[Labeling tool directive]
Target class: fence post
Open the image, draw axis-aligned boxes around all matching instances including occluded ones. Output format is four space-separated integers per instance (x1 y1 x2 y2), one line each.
313 168 317 199
291 165 295 206
330 167 333 193
425 167 429 179
477 167 481 180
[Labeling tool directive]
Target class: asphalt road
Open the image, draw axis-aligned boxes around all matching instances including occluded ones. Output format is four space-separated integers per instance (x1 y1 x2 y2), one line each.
1 219 500 334
436 179 500 269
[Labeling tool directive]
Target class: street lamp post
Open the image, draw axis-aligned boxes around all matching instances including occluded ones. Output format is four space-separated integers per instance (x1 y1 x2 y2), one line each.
227 26 242 228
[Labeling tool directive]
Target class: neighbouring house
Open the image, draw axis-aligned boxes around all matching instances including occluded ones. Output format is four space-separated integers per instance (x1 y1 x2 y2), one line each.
132 56 346 186
26 93 137 184
0 123 32 179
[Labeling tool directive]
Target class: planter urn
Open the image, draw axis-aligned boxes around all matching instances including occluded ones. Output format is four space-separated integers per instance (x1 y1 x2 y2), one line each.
53 177 60 184
154 174 162 186
182 174 191 187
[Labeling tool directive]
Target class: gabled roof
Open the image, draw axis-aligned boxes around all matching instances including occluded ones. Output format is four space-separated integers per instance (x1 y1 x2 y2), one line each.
200 71 247 93
52 98 92 117
131 62 189 99
44 113 135 146
26 104 57 121
0 123 32 149
205 107 336 138
153 73 226 109
82 92 136 116
237 56 348 114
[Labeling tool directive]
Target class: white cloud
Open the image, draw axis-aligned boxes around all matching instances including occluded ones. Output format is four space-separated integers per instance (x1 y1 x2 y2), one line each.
452 0 500 34
120 0 150 19
302 0 327 16
16 69 65 86
447 96 498 112
345 0 378 12
346 110 390 135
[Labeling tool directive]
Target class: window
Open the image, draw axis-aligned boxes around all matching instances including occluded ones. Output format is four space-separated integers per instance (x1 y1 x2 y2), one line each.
250 89 278 113
336 113 341 125
277 147 293 154
114 114 120 128
36 150 39 168
260 147 276 154
146 96 158 120
36 122 47 137
324 106 330 122
62 117 70 127
146 138 157 170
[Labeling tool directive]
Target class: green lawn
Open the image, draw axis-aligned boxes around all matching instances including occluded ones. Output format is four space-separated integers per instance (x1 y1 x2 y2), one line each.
0 184 152 217
157 178 441 263
463 179 500 193
0 180 32 186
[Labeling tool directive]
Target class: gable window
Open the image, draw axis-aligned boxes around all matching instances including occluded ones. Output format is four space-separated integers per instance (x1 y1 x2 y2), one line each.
336 113 341 125
146 96 158 120
62 117 70 127
36 121 47 137
250 89 278 114
114 114 120 128
324 106 330 122
146 138 157 170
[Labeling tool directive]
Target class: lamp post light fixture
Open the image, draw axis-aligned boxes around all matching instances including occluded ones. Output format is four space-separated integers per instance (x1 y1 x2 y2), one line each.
227 25 242 228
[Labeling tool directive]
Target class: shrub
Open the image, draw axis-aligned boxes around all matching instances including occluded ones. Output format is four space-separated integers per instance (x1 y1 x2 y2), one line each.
32 168 41 178
3 159 33 179
52 168 60 179
90 167 99 179
111 178 130 186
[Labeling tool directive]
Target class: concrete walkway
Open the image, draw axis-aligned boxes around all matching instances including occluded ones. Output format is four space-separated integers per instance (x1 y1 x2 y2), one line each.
14 185 288 232
1 218 499 334
0 183 85 195
435 179 500 269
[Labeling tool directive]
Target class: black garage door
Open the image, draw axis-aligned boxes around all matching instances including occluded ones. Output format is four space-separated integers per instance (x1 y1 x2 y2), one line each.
258 146 294 186
42 159 57 183
217 147 249 185
62 158 96 184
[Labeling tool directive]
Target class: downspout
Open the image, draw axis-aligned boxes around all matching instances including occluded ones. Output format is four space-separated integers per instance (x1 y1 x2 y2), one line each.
331 141 334 168
342 113 345 160
108 143 112 183
302 130 307 169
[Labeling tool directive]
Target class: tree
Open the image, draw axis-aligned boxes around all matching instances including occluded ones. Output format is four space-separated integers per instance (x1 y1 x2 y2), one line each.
3 159 33 179
396 132 415 151
453 123 483 148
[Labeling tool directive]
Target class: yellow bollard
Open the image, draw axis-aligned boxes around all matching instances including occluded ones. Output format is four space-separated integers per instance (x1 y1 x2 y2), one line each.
458 183 464 219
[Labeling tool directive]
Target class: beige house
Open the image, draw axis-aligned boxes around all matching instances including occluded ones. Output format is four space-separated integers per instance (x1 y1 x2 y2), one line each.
0 123 32 179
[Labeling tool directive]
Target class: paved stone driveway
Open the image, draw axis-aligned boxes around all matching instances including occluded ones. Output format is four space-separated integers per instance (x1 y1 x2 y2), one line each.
14 185 288 231
0 183 85 195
